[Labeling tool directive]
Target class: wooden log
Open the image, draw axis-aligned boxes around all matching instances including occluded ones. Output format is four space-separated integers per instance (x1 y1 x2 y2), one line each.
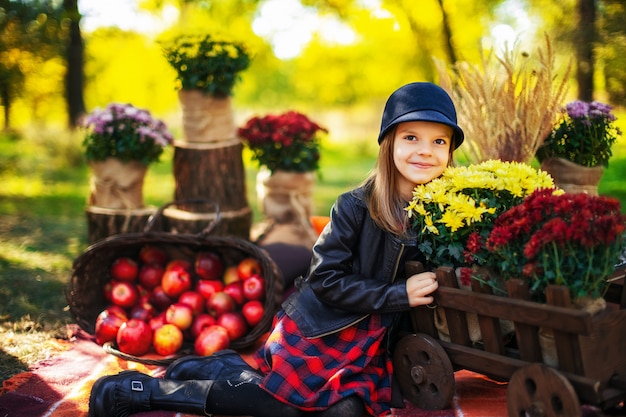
161 206 252 241
173 141 249 213
85 206 156 244
171 140 252 238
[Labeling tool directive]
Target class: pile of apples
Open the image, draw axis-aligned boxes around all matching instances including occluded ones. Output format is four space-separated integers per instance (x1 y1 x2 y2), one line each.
94 245 267 358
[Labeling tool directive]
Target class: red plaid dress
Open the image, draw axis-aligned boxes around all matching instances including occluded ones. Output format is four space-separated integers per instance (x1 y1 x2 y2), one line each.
253 310 394 417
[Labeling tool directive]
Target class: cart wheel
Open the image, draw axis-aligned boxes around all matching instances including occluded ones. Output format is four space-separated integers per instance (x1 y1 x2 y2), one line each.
507 363 581 417
392 333 455 410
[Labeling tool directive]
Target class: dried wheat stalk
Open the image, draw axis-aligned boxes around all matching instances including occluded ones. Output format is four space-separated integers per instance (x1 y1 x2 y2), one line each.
436 34 571 163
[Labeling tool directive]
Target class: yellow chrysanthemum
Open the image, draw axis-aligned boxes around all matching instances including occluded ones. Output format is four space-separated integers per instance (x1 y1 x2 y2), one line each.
439 210 465 232
423 215 439 234
406 159 556 268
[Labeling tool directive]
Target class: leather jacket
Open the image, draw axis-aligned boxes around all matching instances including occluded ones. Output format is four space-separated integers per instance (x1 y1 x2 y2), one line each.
282 184 424 338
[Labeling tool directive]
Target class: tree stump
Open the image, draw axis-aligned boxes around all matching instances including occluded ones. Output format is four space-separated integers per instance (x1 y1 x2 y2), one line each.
171 140 251 240
85 206 156 244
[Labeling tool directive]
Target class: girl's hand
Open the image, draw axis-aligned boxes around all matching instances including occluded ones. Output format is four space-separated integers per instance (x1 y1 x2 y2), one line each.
406 272 438 307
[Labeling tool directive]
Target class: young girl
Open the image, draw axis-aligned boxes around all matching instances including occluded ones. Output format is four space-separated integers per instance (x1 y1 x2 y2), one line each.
88 82 464 417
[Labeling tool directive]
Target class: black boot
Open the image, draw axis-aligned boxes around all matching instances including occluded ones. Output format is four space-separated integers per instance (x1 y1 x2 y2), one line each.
165 349 263 383
88 370 212 417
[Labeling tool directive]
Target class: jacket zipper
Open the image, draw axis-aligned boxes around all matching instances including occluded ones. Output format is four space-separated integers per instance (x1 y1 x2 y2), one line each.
390 243 405 283
386 243 405 350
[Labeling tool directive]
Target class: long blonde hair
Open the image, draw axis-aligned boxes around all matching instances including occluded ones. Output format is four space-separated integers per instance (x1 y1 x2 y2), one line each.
363 126 455 236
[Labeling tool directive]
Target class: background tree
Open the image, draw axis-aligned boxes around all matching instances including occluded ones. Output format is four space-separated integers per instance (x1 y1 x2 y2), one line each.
598 0 626 104
63 0 86 128
302 0 503 80
0 0 66 130
2 0 624 129
576 0 596 101
528 0 625 102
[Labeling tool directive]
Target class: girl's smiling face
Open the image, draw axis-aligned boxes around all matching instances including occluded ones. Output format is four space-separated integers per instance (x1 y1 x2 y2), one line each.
393 120 452 198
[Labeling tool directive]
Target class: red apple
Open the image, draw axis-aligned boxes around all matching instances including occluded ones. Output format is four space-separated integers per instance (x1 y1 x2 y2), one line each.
223 281 245 306
129 300 157 322
116 319 153 356
149 285 175 312
242 300 265 328
139 245 168 266
110 257 139 281
95 309 127 345
165 302 194 330
190 313 217 339
166 259 192 272
178 291 205 316
242 274 266 301
161 265 192 298
149 312 167 332
104 304 128 320
138 263 165 289
110 281 140 308
195 251 223 280
207 292 236 317
194 325 230 356
196 279 224 300
153 323 184 356
237 257 262 280
217 311 248 341
222 265 241 285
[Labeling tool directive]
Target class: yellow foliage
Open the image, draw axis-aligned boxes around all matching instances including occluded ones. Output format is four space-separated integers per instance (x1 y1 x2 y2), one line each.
84 28 178 116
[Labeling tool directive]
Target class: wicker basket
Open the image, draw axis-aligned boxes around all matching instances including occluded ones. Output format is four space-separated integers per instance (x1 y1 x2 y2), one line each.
66 200 283 362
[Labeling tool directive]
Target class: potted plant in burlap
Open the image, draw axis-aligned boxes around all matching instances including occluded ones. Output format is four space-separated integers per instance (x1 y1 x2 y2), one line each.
535 100 622 195
160 32 250 144
239 111 327 248
158 33 253 238
81 102 173 210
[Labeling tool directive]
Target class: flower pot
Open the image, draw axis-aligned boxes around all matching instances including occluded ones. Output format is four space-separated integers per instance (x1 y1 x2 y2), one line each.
253 168 318 248
540 157 604 195
178 90 236 143
88 158 147 210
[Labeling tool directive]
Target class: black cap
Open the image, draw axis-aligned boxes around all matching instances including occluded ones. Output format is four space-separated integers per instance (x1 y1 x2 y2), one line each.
378 82 464 149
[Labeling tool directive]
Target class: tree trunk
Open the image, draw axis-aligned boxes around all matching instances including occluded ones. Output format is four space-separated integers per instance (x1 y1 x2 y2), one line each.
437 0 458 65
1 85 10 130
576 0 596 101
171 141 252 239
85 206 156 244
63 0 86 129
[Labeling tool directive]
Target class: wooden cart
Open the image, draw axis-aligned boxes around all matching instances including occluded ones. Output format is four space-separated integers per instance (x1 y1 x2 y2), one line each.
393 261 626 417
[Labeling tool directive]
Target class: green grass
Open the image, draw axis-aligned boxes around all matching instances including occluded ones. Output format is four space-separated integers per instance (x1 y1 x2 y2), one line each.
0 126 624 385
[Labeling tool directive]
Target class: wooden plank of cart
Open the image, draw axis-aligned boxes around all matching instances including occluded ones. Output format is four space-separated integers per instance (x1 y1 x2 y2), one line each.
393 261 626 417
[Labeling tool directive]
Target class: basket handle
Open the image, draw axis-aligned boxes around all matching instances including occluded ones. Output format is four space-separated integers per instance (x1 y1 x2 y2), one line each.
144 199 222 237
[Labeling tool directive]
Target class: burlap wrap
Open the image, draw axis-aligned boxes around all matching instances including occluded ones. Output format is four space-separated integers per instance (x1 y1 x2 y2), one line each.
178 90 236 143
88 158 147 209
540 157 604 195
254 169 318 248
